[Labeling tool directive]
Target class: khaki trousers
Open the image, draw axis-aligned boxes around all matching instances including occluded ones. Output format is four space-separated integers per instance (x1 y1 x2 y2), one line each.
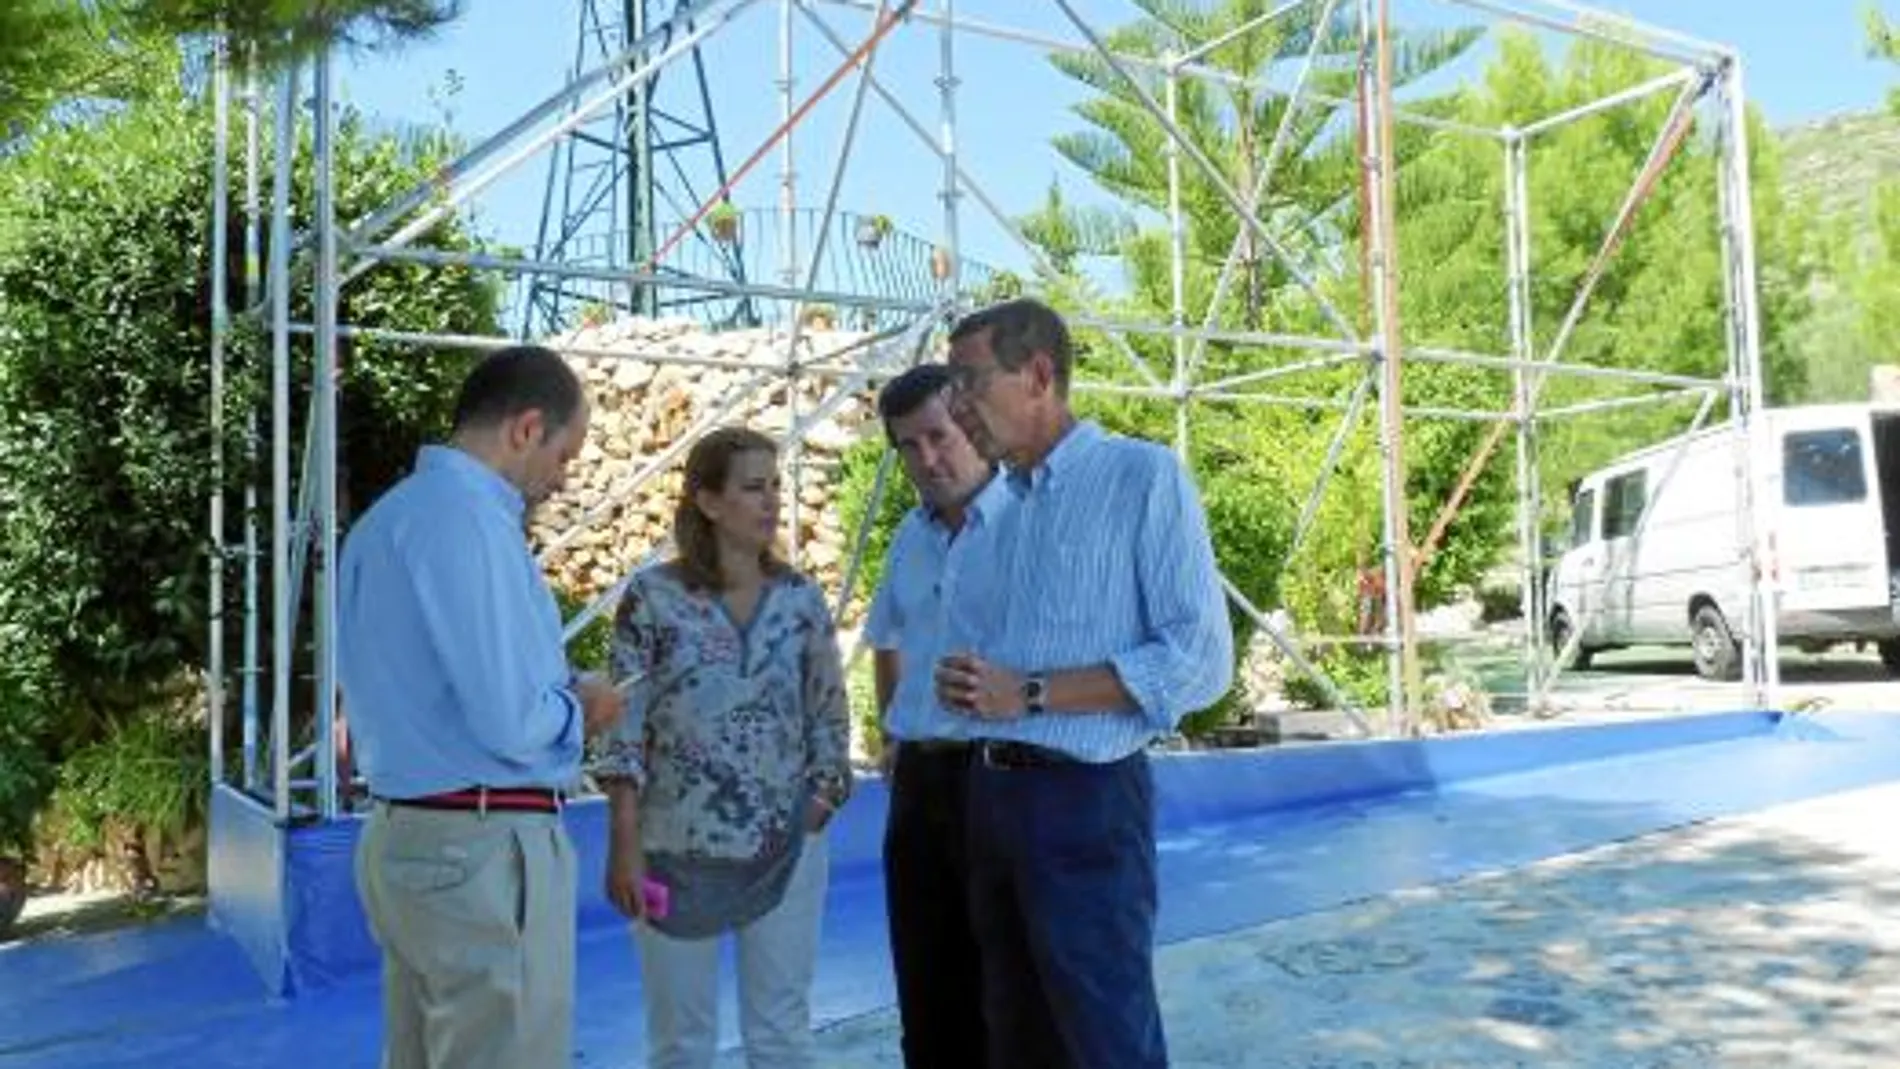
355 801 577 1069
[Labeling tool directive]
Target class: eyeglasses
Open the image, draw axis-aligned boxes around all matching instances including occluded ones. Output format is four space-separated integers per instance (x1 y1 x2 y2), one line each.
947 362 1003 398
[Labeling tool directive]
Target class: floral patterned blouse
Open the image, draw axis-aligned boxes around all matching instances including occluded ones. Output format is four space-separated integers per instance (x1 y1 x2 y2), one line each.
587 563 854 861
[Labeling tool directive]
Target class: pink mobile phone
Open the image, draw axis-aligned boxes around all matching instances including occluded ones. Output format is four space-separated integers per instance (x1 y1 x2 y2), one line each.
641 877 671 919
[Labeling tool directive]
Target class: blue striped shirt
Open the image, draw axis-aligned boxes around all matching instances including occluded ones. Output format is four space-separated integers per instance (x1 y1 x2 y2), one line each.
946 421 1234 762
337 445 584 799
864 471 1014 743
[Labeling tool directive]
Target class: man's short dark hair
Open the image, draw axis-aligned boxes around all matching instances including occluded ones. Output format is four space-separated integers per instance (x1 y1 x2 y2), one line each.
451 345 584 434
947 297 1074 395
877 363 953 431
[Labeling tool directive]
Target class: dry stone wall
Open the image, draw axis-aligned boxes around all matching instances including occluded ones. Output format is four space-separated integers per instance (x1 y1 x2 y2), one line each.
525 317 884 618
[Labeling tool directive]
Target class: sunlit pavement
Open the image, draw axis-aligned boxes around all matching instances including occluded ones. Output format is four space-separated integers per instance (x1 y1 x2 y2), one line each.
764 778 1900 1068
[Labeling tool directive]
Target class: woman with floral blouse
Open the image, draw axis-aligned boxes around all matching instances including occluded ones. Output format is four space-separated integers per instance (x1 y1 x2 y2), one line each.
589 426 854 1069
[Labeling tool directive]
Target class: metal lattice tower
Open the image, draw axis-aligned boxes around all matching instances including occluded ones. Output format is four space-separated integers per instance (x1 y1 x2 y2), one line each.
520 0 756 335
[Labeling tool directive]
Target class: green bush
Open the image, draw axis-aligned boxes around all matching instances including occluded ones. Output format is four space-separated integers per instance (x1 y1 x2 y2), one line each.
0 625 59 855
39 704 207 856
0 51 500 857
553 586 615 675
833 434 917 618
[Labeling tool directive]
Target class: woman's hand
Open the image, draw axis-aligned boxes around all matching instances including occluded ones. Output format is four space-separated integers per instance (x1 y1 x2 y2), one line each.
605 841 649 920
803 795 835 834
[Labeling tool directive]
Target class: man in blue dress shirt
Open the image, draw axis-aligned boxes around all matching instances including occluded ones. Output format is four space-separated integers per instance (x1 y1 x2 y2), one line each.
338 345 624 1069
934 298 1234 1069
863 363 1012 1069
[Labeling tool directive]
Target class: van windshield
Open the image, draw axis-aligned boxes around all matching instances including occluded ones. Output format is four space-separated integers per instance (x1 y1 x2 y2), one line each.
1783 428 1867 507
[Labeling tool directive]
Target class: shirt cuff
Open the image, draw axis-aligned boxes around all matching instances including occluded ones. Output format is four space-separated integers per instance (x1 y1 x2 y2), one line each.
1107 647 1180 732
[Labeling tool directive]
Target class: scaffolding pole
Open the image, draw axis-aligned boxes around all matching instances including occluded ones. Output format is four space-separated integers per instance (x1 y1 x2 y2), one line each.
241 56 263 794
312 51 343 821
1165 60 1189 460
779 0 798 288
778 0 895 567
937 0 962 297
1504 131 1543 701
1364 0 1419 733
1716 56 1779 710
268 63 298 822
209 40 230 787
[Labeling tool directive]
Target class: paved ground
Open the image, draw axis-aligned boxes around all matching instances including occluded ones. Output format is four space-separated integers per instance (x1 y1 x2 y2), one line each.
1574 646 1898 705
743 780 1900 1068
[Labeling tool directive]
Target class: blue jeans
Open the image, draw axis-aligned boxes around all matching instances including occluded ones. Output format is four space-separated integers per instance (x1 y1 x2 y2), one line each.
964 748 1165 1069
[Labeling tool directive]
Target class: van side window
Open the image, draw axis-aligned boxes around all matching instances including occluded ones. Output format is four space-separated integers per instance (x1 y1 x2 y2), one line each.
1570 488 1596 547
1602 471 1647 539
1783 428 1867 507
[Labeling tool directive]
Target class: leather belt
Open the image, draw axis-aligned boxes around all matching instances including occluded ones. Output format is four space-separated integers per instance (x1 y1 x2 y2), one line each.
977 740 1078 771
383 786 563 814
901 739 1078 771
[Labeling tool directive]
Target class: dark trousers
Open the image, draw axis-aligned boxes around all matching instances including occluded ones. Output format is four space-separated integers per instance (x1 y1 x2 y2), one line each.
883 743 990 1069
966 748 1165 1069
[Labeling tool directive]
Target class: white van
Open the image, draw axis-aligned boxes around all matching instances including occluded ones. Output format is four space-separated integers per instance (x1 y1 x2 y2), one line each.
1547 402 1900 680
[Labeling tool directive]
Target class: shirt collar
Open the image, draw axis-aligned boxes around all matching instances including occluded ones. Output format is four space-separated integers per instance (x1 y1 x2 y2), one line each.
1007 419 1102 495
923 467 1009 533
417 444 526 519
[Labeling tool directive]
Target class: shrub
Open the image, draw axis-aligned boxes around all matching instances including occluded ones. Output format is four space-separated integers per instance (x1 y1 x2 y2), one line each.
554 585 615 675
832 433 917 618
0 626 59 856
0 51 500 859
38 701 207 859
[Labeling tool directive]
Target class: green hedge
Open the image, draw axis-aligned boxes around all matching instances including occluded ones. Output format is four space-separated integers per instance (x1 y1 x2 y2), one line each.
0 61 500 856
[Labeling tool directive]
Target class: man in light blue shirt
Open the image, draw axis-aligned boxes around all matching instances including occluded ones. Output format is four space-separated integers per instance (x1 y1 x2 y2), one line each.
338 345 622 1069
862 364 1011 1069
934 298 1234 1069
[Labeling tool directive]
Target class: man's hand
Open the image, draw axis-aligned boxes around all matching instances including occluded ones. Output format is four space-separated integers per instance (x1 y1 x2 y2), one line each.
574 674 624 738
934 652 1026 721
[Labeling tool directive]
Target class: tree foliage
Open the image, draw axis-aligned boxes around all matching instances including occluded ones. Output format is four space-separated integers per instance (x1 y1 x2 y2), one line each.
1 1 459 141
0 50 498 852
1795 7 1900 402
119 0 463 64
0 1 178 140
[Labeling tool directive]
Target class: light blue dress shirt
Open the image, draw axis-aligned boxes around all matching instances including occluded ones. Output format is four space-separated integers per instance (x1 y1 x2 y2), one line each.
947 420 1235 763
337 444 583 799
864 471 1014 743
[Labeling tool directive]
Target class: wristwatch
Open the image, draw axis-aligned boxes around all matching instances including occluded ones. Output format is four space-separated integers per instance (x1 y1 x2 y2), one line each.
1021 673 1049 715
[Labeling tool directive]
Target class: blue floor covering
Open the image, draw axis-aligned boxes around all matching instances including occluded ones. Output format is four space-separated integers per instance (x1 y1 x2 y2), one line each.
6 710 1900 1068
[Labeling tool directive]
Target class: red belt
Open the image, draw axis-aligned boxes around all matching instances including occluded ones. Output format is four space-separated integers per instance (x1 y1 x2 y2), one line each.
385 786 562 814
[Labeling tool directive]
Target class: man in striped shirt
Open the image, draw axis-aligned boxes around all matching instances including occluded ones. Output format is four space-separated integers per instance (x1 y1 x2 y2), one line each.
934 298 1234 1069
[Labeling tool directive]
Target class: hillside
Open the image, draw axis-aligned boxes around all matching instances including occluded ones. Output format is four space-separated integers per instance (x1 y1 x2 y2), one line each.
1774 109 1900 403
1778 110 1900 224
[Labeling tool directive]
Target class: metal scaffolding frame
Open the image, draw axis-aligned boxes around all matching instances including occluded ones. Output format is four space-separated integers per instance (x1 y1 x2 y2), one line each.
202 0 1773 822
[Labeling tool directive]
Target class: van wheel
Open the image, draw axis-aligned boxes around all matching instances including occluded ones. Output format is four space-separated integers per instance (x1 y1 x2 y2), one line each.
1549 609 1593 671
1692 604 1741 682
1878 639 1900 677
